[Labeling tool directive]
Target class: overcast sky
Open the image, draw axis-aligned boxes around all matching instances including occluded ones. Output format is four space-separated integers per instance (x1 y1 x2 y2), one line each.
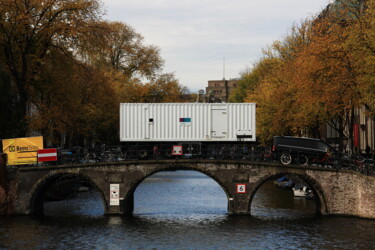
102 0 331 92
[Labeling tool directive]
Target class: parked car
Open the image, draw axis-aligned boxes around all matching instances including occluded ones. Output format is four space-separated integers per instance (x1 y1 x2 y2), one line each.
271 136 340 166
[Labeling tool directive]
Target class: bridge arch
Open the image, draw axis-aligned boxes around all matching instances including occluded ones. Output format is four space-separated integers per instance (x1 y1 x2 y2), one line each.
9 160 373 218
29 172 108 215
122 164 231 215
249 171 329 215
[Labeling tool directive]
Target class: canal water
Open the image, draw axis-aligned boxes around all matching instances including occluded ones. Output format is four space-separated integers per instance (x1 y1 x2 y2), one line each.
0 171 374 249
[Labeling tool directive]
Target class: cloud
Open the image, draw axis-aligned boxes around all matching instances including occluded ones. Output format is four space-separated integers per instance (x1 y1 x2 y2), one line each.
102 0 330 91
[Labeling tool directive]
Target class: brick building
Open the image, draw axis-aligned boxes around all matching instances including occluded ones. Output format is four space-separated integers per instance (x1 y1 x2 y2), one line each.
205 79 238 102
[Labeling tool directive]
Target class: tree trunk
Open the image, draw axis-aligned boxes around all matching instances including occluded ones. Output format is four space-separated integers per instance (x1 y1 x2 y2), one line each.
338 116 345 153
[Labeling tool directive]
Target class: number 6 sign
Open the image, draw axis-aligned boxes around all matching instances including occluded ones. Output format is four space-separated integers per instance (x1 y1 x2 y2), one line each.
236 184 246 194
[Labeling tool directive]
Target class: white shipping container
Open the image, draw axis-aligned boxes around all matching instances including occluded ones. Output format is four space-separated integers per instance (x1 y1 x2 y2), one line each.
120 103 256 142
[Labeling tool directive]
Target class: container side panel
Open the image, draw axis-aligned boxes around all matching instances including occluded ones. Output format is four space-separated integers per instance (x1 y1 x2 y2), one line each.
120 105 124 141
120 103 256 142
171 106 177 138
158 105 162 139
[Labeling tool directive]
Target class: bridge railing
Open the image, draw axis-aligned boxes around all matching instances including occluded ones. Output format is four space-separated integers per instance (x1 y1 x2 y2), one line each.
273 148 375 176
47 144 274 164
5 145 374 177
58 146 126 165
347 154 375 176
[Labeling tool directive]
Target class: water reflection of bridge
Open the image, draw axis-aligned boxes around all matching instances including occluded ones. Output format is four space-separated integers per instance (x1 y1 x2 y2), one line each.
2 160 375 219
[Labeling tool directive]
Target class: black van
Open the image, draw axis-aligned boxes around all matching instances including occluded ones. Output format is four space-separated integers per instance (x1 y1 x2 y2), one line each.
271 136 337 165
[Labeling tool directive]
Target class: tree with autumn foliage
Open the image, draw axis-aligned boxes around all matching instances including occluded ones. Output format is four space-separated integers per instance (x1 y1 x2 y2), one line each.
27 53 120 147
0 0 188 147
242 20 317 144
292 0 374 152
80 21 164 80
0 0 102 136
239 0 374 151
344 0 375 115
79 21 187 104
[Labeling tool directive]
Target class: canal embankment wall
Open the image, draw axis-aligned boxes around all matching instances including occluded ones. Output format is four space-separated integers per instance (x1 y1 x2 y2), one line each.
307 169 375 219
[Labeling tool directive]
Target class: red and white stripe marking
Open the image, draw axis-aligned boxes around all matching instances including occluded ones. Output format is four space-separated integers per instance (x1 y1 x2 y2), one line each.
38 148 58 162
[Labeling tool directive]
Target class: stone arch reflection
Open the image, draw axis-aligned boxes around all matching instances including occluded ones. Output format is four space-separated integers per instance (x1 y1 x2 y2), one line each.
29 173 106 217
132 170 228 216
249 174 323 219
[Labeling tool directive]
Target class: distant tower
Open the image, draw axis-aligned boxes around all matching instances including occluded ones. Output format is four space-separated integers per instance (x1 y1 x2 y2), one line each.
223 58 228 98
205 58 238 102
223 58 225 80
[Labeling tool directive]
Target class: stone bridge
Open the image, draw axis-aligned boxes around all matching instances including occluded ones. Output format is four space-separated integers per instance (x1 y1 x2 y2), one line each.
1 159 375 219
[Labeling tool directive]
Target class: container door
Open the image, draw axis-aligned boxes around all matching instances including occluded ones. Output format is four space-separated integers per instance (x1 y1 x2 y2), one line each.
211 109 227 138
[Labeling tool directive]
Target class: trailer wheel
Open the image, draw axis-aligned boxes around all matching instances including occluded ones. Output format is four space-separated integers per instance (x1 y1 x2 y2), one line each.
280 152 292 165
163 149 172 158
138 149 148 159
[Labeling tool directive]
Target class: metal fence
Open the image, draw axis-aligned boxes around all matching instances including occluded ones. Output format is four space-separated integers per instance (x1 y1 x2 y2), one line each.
26 145 375 177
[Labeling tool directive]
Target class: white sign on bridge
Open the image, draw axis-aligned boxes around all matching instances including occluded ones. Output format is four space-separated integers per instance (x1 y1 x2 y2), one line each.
236 184 246 194
110 184 120 206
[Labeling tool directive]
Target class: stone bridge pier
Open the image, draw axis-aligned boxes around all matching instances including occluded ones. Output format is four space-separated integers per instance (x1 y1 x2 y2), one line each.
2 160 375 219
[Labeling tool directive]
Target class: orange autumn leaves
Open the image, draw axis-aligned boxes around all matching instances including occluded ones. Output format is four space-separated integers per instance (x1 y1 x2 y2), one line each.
0 0 187 145
231 0 374 147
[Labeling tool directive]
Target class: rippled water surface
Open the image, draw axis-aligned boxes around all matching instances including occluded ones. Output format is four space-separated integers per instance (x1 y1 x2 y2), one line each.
0 171 374 249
